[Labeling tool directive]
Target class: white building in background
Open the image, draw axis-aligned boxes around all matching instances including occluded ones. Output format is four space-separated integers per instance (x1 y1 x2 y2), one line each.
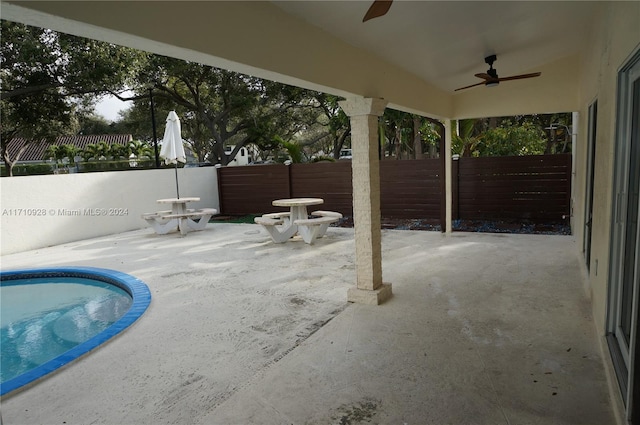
224 145 251 166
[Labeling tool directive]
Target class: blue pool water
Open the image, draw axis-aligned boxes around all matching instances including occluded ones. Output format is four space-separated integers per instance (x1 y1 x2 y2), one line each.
0 267 151 396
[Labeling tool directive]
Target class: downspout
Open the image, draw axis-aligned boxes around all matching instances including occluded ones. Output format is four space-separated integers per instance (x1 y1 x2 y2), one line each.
571 111 579 234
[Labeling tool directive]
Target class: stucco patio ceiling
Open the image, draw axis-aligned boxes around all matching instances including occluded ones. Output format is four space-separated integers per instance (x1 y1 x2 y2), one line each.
274 1 600 93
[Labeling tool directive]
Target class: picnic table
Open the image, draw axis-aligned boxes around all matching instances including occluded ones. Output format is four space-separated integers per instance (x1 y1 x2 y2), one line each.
273 198 324 222
254 198 342 244
157 197 201 215
142 197 217 236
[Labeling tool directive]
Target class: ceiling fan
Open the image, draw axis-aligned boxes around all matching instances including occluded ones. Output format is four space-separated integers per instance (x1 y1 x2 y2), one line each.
455 55 541 91
363 0 393 22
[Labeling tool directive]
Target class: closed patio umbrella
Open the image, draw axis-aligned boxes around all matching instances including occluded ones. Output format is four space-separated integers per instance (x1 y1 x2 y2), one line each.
160 110 186 198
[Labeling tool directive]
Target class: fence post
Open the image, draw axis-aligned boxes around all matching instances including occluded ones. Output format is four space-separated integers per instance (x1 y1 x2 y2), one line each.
215 164 224 215
452 155 460 221
565 153 572 223
287 162 293 198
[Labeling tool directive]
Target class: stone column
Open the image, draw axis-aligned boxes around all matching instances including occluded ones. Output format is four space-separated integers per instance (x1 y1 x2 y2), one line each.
338 97 393 305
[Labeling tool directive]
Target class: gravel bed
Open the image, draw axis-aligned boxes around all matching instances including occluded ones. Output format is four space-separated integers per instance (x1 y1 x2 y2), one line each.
335 216 570 235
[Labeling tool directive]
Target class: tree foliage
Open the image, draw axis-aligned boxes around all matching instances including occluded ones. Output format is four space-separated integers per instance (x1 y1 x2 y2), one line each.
451 113 572 157
451 119 482 157
378 110 442 159
0 20 144 175
120 56 316 165
78 114 117 136
477 120 546 156
305 93 350 159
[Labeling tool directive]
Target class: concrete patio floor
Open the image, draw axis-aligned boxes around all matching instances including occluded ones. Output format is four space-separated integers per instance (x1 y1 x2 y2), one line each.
1 224 616 424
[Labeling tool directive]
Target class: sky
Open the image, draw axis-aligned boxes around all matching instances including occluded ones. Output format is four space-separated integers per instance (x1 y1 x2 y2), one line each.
94 94 132 122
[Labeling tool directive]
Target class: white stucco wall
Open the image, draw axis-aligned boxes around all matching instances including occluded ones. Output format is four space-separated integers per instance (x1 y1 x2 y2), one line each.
0 167 219 255
576 1 640 333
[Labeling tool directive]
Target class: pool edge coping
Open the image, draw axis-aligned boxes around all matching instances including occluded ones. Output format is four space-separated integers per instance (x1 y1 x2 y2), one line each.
0 266 151 397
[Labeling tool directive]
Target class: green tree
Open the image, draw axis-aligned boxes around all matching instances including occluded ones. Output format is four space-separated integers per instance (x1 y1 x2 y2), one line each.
451 114 570 157
127 56 315 165
306 93 350 160
44 145 61 162
381 109 412 159
78 114 116 135
451 119 481 157
426 119 443 158
378 110 441 160
0 20 144 176
476 120 546 156
44 144 77 171
479 113 572 154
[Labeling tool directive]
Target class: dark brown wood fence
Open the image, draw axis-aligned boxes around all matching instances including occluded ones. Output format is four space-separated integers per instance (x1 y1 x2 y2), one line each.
218 159 442 219
380 160 442 219
217 153 571 223
290 161 354 214
217 164 291 215
452 154 571 221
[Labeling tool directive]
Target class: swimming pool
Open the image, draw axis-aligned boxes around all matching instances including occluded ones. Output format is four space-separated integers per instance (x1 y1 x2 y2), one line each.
0 267 151 396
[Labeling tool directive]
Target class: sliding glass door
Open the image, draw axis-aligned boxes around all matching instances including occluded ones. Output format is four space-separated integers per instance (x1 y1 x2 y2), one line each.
608 50 640 421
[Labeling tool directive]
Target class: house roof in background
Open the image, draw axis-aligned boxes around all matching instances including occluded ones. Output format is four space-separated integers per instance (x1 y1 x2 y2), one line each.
6 134 133 163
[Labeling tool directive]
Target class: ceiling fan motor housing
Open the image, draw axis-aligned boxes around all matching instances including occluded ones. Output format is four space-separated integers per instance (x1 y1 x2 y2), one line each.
485 55 499 85
485 54 497 66
485 55 498 77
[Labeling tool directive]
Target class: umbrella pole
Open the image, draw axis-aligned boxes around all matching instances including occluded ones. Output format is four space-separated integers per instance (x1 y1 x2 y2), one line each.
174 163 180 199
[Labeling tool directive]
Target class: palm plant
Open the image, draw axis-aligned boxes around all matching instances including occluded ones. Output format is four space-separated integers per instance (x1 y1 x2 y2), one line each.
275 136 303 163
80 144 102 161
61 144 78 165
44 145 60 162
109 143 130 160
127 140 154 168
96 141 110 160
44 144 77 172
129 140 152 159
451 119 481 157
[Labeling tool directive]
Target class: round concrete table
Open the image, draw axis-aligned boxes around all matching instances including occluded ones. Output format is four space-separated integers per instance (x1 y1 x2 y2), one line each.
157 197 200 215
272 198 324 222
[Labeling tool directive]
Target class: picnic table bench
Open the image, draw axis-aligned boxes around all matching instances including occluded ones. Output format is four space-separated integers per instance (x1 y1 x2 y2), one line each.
294 211 343 244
